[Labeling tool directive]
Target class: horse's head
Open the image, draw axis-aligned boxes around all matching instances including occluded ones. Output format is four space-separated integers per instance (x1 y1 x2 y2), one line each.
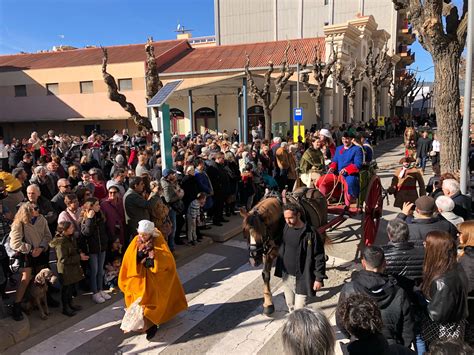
241 208 267 267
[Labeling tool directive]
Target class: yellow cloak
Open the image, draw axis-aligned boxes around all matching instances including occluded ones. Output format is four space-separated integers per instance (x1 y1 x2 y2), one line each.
118 231 188 326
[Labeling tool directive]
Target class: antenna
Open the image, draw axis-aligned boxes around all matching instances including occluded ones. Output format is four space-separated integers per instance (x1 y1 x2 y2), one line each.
174 24 193 34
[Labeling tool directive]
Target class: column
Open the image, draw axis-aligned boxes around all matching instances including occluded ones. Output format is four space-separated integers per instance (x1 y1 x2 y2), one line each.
242 77 248 144
188 90 194 136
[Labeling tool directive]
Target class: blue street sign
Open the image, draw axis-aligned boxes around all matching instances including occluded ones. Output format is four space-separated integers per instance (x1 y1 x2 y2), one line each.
294 107 303 122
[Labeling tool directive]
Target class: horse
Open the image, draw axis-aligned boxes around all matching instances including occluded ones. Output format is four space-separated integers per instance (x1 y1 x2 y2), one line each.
404 127 417 158
241 188 328 315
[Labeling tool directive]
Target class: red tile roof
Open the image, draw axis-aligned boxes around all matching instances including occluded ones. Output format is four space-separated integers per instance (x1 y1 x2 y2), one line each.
0 40 190 72
160 37 325 73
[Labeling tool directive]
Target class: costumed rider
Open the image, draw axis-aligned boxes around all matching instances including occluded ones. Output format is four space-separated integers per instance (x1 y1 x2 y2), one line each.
118 219 188 340
327 131 364 199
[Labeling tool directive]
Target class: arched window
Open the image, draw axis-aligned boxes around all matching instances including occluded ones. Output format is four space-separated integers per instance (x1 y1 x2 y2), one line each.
194 107 216 134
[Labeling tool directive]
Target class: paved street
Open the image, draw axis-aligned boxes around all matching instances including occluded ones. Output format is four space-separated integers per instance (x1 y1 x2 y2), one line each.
4 137 427 355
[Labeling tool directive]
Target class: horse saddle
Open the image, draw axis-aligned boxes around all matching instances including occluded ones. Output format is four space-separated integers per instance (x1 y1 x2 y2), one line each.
287 187 328 228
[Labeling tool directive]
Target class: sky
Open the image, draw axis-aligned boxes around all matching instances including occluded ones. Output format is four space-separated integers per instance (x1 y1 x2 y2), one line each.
0 0 467 83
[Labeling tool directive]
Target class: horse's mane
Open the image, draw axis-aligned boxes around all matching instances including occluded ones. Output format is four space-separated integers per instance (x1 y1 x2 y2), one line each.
242 198 282 242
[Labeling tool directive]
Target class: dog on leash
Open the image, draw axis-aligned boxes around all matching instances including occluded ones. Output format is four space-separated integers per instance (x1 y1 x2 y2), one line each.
23 268 58 320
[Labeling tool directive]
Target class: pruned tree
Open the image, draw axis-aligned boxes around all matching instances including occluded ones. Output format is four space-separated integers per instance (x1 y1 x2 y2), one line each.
407 77 424 115
244 44 294 140
364 41 394 120
393 0 468 172
102 47 152 131
145 37 163 102
388 70 416 117
421 88 433 113
334 58 364 122
300 45 337 127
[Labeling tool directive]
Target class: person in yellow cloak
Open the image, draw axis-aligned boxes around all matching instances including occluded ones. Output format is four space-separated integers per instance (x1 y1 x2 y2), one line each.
119 219 188 340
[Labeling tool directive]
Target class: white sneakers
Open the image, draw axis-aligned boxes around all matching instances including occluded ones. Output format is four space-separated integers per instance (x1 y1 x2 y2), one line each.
100 290 112 300
92 291 112 303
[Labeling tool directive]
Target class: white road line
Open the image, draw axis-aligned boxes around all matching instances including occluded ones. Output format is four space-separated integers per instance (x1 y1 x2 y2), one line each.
223 238 248 250
117 262 263 354
206 288 287 355
21 253 227 355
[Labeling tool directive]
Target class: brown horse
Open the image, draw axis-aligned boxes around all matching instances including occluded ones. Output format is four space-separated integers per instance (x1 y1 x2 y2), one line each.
241 188 328 315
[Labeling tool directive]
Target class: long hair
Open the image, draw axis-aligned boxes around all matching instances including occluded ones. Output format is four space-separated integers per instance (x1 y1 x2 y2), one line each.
421 231 457 298
12 202 37 226
55 221 73 238
80 197 99 219
458 220 474 257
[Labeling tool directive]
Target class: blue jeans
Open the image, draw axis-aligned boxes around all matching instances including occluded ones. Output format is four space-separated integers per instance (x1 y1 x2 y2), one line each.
420 156 428 171
168 209 176 252
89 251 106 293
415 333 426 355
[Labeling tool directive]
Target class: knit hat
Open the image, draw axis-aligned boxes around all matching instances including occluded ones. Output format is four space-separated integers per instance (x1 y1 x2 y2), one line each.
162 168 176 178
435 196 455 212
415 196 436 214
319 128 332 138
137 220 155 235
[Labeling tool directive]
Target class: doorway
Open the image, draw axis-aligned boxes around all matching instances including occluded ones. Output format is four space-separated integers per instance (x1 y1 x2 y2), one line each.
194 107 217 134
170 108 185 135
247 105 265 140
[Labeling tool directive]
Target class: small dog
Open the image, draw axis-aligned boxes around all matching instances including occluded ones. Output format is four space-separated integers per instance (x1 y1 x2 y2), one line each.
23 268 58 320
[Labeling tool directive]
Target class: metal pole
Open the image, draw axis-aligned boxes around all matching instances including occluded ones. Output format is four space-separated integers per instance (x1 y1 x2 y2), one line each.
289 84 294 135
461 0 474 195
237 88 242 142
242 77 248 145
188 90 194 136
296 63 300 139
214 95 218 132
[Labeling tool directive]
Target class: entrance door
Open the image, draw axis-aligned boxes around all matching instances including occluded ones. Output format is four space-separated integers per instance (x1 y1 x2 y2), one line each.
170 108 185 135
194 107 216 134
247 105 265 140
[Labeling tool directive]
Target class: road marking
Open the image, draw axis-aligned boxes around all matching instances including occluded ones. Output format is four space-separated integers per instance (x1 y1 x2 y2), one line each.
206 288 287 355
21 253 227 355
223 238 248 250
117 262 263 354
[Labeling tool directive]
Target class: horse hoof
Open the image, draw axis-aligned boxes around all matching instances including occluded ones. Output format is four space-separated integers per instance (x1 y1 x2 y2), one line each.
263 305 275 315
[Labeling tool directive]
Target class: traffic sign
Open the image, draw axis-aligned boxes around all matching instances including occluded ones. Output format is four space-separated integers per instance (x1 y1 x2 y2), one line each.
294 107 303 122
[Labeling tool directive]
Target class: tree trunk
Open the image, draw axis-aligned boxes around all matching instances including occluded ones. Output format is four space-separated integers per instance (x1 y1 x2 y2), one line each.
371 85 378 120
433 53 462 173
349 94 356 122
315 93 323 128
263 106 272 140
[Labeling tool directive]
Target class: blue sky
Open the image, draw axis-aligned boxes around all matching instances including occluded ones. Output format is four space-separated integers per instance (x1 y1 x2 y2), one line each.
0 0 467 82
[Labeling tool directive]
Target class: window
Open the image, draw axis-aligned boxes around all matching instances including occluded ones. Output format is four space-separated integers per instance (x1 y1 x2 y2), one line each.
46 83 58 95
118 78 133 91
80 81 94 94
14 85 27 97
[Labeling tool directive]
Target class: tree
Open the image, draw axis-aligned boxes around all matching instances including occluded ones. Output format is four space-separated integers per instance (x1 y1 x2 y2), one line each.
388 70 416 117
144 38 163 122
300 45 337 127
102 47 152 131
421 88 433 114
334 59 364 122
393 0 468 172
407 77 424 115
364 41 393 120
244 44 294 140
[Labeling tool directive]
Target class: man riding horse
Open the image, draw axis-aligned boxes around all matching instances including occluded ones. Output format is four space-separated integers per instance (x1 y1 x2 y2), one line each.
317 131 364 203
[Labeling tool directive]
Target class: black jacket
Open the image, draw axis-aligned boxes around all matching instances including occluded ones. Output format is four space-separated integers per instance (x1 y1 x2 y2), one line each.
337 270 414 346
426 264 468 324
451 192 472 220
396 213 457 247
381 241 424 283
80 212 109 254
347 332 416 355
459 247 474 322
274 224 327 297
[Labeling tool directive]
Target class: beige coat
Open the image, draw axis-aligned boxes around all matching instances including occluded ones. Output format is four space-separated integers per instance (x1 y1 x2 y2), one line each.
388 167 426 209
9 215 52 254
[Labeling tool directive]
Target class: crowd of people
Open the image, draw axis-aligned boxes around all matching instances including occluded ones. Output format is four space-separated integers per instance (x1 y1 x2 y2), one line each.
0 112 472 352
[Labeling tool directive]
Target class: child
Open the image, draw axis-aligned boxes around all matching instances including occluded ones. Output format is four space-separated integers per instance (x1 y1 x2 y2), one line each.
49 221 89 317
104 256 121 293
187 193 206 246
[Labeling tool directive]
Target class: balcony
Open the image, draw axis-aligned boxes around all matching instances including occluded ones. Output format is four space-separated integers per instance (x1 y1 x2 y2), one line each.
398 45 415 66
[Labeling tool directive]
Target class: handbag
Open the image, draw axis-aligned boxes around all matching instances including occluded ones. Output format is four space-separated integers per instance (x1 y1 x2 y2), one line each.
120 297 145 333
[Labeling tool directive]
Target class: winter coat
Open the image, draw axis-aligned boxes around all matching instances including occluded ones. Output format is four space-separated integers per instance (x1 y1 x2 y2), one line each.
195 170 214 210
459 246 474 324
388 167 426 209
396 212 457 247
30 174 56 200
80 213 109 255
275 147 291 171
416 137 432 158
381 241 424 283
51 191 67 214
123 188 160 232
9 215 52 254
205 160 229 195
337 270 414 346
274 224 327 297
100 199 126 245
180 175 199 209
347 332 416 355
299 147 324 174
451 192 472 220
49 235 84 285
425 264 468 324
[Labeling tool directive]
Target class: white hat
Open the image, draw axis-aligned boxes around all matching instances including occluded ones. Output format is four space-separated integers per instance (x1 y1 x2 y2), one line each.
137 220 155 235
319 128 332 138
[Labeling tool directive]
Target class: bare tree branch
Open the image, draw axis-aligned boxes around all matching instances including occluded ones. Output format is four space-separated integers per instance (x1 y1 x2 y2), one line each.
145 37 163 101
101 47 152 131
